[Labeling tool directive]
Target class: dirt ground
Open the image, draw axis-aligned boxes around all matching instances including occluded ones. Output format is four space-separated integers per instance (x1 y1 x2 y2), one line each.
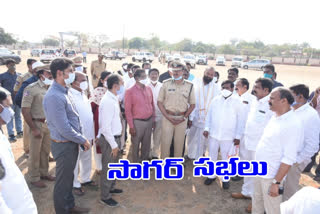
2 51 320 214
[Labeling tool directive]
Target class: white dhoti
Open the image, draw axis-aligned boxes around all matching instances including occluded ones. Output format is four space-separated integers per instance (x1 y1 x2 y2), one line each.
93 141 102 171
241 149 256 197
73 145 92 188
187 125 207 159
208 137 233 181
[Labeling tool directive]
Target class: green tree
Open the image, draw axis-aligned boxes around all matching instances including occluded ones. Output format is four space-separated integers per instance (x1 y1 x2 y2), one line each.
0 27 17 45
42 38 59 47
147 34 161 51
128 37 144 49
174 38 193 52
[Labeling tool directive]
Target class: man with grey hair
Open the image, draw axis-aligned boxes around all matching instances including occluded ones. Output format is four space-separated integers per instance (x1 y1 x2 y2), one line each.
253 87 304 214
187 67 220 160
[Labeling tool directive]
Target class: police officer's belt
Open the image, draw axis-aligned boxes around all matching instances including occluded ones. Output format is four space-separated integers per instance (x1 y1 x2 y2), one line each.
166 110 185 116
32 118 46 123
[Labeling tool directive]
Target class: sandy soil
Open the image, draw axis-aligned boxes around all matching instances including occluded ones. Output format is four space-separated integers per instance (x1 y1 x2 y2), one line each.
2 51 320 214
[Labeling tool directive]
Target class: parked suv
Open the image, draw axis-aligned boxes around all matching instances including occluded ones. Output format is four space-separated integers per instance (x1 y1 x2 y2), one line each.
40 49 57 63
104 51 126 60
183 54 196 68
196 55 208 65
242 59 270 70
132 52 154 63
216 56 226 66
30 49 42 57
0 48 21 65
231 56 243 68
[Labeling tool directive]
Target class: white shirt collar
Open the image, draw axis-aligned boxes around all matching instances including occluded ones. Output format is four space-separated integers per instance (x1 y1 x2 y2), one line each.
294 102 309 113
258 94 270 103
69 87 83 96
276 109 294 120
106 90 118 101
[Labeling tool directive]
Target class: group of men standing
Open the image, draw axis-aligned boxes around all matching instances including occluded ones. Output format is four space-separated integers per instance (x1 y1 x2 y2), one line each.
1 54 320 214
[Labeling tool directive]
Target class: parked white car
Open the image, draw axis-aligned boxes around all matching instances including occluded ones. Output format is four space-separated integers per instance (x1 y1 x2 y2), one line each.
30 49 42 57
40 49 57 63
196 55 208 65
183 54 196 68
132 52 154 63
231 56 243 68
242 59 271 70
216 56 226 66
172 53 182 62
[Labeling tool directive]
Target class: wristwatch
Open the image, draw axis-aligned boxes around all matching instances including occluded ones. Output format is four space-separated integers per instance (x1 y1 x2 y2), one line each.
272 179 281 185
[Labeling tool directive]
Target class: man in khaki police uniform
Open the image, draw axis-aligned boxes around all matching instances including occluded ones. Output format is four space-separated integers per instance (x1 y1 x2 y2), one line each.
158 62 195 158
14 59 37 155
91 53 106 87
21 65 55 188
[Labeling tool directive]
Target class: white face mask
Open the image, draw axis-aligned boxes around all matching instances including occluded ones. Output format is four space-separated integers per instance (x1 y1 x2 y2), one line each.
150 79 158 84
80 81 88 91
145 69 149 73
139 78 148 85
213 77 218 83
42 77 53 85
221 89 232 98
104 81 107 88
0 105 14 124
64 72 75 85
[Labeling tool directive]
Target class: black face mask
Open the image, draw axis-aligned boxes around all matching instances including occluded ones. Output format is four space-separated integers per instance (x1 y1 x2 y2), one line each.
203 76 213 84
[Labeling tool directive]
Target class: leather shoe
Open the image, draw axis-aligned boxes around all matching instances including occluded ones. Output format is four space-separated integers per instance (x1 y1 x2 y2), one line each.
41 175 56 181
231 192 251 199
31 180 47 188
204 178 216 185
110 189 123 194
69 206 90 213
246 203 252 213
100 198 119 207
222 182 230 189
231 175 243 181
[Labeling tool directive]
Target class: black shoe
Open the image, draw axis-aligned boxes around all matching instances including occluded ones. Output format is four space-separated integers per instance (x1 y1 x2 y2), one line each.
110 189 123 194
231 175 243 181
204 178 216 185
99 198 119 207
17 132 23 138
222 182 230 190
152 156 158 159
9 135 17 143
121 149 126 155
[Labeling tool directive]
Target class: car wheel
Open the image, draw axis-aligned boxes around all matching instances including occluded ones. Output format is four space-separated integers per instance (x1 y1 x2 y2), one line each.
132 58 135 62
149 60 153 63
244 65 248 69
143 58 146 62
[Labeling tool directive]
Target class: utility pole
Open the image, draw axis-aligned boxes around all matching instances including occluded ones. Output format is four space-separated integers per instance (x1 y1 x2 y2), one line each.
122 25 125 52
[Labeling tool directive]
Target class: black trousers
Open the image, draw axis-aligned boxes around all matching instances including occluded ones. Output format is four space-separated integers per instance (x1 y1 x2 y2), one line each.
51 141 79 214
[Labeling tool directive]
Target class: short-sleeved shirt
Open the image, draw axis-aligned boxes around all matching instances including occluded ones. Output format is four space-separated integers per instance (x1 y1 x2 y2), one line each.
158 79 195 113
91 60 106 87
272 80 284 89
15 75 39 108
0 71 19 100
21 79 47 119
14 72 33 92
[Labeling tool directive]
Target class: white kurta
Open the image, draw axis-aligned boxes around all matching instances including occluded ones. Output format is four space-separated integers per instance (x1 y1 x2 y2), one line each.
187 80 220 159
0 131 37 214
69 88 95 188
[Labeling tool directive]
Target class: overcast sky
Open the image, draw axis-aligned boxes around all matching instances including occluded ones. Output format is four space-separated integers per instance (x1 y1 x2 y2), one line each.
1 0 319 47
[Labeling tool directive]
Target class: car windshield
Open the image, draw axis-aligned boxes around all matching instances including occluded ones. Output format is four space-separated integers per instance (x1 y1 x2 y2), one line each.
68 51 75 54
217 57 224 60
146 53 153 56
0 49 12 54
199 55 206 58
185 55 195 59
233 58 242 61
42 50 55 54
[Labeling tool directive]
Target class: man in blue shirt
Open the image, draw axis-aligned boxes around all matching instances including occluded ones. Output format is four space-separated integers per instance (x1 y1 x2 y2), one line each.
43 58 91 214
0 59 22 142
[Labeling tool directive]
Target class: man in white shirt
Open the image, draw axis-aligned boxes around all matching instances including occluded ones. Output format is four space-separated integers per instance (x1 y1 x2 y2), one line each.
203 80 245 189
97 74 124 207
0 90 37 214
231 78 274 213
187 67 220 160
283 84 320 201
69 72 96 196
147 68 163 159
232 78 256 182
253 87 304 214
124 65 140 90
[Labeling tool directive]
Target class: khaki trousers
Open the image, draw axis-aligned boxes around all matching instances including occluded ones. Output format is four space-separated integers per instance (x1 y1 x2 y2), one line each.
161 116 187 158
150 119 162 158
253 177 282 214
283 161 309 201
23 120 30 153
28 121 51 182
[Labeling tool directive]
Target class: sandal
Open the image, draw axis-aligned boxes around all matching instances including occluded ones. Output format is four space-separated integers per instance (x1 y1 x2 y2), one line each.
73 187 85 196
81 180 98 187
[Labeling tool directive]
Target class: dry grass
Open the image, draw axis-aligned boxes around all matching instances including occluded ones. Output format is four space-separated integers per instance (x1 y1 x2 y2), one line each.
2 51 320 214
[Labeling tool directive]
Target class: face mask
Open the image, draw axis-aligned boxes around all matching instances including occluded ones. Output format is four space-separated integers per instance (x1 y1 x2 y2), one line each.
151 80 158 84
203 76 213 84
104 81 108 88
263 73 273 79
173 76 182 81
117 85 124 95
213 77 218 83
64 72 75 85
42 77 53 85
0 105 14 124
123 65 128 70
168 68 173 73
80 81 88 91
75 66 83 72
145 69 149 73
291 101 304 107
221 89 232 98
139 78 148 85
